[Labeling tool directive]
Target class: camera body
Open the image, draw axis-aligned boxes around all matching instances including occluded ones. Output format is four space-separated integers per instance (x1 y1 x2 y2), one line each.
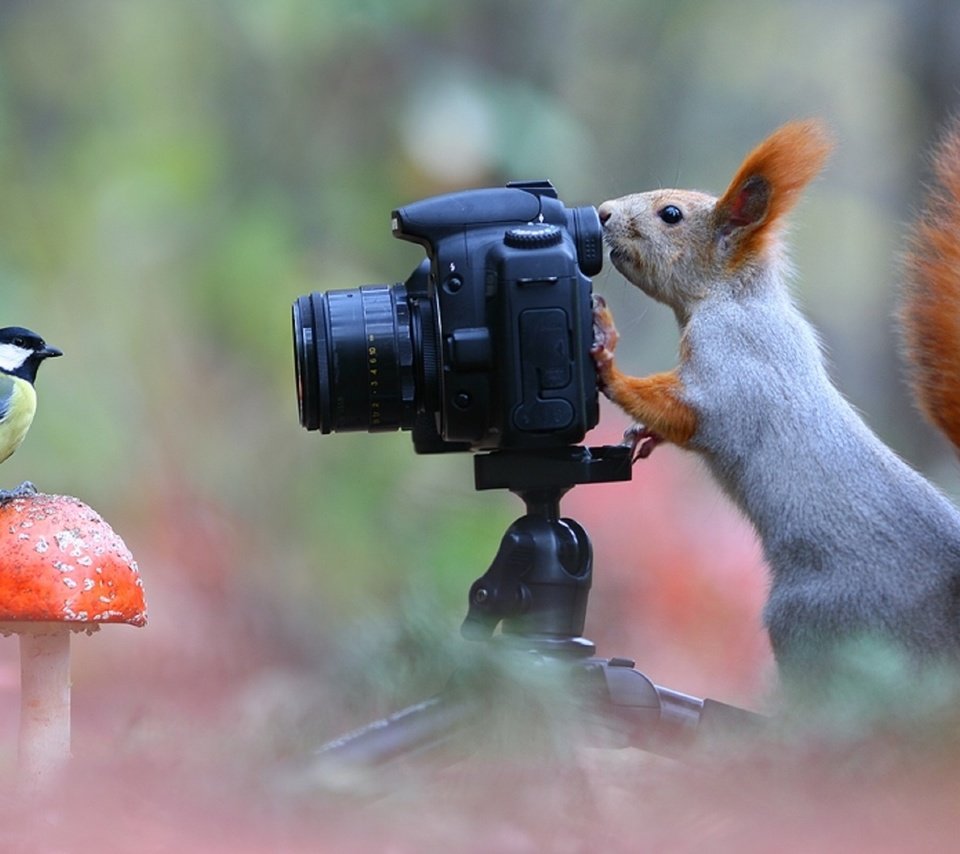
293 180 604 453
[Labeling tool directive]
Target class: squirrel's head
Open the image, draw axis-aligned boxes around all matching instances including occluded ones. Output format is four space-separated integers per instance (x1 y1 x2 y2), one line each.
599 119 832 321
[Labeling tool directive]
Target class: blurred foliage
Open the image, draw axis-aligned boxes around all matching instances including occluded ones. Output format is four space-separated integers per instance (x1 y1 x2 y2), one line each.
1 0 960 843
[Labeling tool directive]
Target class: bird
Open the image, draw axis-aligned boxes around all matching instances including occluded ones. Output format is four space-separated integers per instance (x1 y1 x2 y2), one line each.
0 327 62 499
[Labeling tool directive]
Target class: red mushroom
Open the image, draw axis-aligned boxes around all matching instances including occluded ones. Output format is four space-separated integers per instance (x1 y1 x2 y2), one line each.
0 493 146 787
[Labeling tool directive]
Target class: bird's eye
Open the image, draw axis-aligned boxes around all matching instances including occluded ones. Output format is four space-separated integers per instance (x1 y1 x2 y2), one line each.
12 337 24 347
658 205 683 225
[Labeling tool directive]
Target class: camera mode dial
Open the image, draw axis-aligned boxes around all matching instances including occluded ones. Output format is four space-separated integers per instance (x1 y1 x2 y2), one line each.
504 223 563 249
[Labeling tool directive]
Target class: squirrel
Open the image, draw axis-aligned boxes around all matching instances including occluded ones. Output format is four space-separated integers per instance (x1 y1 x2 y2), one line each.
592 119 960 695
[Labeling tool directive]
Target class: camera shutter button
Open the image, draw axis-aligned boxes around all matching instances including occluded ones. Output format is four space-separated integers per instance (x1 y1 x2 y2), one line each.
504 224 563 249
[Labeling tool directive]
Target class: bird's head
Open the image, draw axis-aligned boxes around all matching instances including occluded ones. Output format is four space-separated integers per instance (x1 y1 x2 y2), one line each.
0 328 62 384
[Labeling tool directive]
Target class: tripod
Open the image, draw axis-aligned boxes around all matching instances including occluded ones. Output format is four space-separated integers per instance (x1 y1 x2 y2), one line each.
306 445 765 784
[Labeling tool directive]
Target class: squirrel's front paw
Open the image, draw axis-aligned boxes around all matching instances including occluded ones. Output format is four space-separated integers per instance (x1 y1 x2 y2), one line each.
591 296 620 386
592 296 620 353
623 423 663 461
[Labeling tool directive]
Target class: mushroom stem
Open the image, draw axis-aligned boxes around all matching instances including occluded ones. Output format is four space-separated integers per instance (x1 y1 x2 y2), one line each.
18 625 71 787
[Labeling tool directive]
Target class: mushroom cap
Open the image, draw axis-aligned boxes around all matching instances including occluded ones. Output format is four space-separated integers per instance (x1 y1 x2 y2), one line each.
0 493 146 627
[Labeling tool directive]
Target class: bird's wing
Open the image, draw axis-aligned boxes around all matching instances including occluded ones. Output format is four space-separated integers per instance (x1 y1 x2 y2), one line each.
0 373 14 423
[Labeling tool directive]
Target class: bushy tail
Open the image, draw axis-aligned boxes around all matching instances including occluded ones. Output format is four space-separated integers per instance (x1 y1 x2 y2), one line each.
902 122 960 451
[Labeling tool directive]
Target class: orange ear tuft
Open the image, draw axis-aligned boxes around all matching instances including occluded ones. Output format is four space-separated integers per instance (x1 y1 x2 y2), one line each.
715 119 833 266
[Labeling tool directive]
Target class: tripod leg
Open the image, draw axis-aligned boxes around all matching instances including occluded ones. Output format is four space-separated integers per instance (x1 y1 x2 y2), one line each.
286 689 485 793
574 659 767 754
319 693 480 765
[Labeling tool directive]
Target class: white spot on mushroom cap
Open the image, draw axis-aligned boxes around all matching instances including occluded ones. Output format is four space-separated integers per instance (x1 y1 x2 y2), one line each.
53 529 84 554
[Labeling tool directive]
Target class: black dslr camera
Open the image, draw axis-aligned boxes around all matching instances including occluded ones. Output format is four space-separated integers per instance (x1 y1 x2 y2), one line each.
292 180 603 453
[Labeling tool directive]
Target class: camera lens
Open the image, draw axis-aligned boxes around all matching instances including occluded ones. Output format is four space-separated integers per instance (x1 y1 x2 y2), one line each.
293 284 434 434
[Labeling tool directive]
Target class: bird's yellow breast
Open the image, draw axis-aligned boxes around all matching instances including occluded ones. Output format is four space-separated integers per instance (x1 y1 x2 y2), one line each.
0 377 37 463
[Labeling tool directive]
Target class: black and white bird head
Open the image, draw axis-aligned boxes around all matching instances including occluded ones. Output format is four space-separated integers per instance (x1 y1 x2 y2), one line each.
0 327 62 384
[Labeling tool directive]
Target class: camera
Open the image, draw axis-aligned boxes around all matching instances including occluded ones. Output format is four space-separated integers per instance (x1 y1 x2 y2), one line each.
292 180 603 453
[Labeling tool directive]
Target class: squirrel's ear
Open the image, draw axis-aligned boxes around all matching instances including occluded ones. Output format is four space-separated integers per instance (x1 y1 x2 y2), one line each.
717 175 772 236
714 119 832 264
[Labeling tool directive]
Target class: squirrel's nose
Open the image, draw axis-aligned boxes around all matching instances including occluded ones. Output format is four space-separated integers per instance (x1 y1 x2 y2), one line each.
598 203 613 225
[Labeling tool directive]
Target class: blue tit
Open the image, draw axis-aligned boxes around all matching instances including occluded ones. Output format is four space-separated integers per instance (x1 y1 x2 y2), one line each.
0 327 61 479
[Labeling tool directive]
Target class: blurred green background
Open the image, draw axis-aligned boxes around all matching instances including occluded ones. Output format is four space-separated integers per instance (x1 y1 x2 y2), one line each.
2 0 960 845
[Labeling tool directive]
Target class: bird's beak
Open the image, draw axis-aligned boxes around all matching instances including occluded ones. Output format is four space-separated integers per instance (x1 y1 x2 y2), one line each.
40 346 63 359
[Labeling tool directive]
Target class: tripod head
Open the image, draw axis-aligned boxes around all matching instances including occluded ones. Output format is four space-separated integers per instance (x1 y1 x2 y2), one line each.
462 444 632 656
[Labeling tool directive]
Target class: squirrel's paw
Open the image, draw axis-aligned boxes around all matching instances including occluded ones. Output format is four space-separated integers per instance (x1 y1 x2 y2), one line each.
623 423 663 461
591 296 619 387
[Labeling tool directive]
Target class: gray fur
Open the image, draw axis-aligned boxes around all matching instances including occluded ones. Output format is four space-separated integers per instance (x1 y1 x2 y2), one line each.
682 268 960 679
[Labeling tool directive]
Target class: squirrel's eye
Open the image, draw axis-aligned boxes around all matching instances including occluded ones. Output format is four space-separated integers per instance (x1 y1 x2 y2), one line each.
658 205 683 225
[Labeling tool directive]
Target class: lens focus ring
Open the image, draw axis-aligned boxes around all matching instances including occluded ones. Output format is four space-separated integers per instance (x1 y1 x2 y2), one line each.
292 285 419 434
